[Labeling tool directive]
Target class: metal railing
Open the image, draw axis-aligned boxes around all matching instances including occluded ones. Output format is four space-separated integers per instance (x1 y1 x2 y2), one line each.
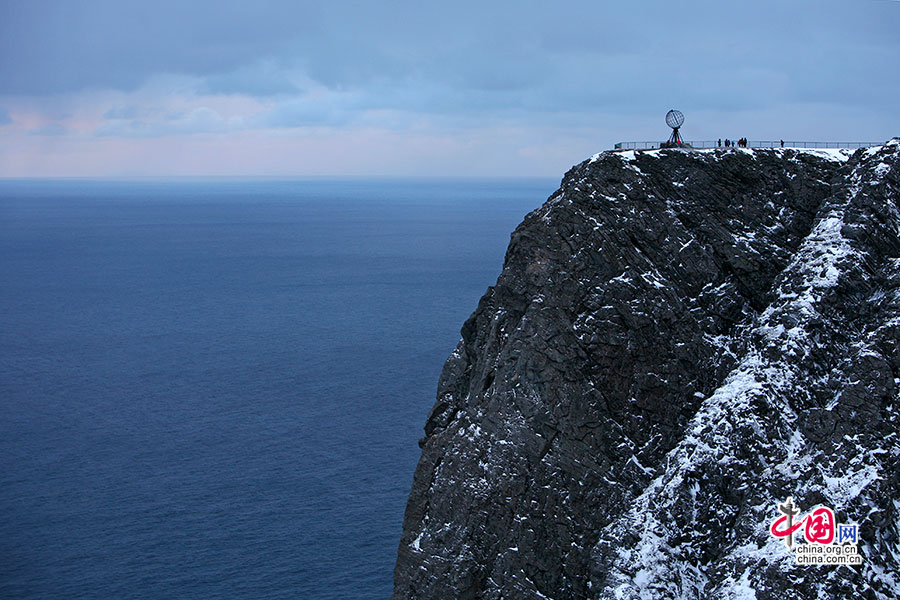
613 140 882 151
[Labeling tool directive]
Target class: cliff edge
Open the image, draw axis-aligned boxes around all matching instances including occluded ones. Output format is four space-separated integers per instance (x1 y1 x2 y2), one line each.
393 141 900 600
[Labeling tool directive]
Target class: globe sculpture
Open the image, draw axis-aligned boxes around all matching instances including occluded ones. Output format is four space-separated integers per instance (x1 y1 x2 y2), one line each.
665 109 684 146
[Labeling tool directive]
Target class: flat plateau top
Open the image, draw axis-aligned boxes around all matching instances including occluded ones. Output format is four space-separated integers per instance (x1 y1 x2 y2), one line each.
597 146 856 163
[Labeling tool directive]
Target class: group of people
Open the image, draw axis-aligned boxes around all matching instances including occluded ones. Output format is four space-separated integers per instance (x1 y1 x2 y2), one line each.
719 138 748 148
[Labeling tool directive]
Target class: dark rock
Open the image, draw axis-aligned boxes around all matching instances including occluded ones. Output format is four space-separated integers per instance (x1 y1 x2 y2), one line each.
393 140 900 599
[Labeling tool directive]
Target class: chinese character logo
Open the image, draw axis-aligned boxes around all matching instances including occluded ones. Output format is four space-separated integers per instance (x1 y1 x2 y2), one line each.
770 497 802 550
768 496 862 565
804 507 835 545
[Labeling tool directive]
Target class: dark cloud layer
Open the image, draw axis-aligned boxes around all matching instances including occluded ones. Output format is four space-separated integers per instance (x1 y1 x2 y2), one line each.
0 2 312 95
1 0 898 175
3 0 898 115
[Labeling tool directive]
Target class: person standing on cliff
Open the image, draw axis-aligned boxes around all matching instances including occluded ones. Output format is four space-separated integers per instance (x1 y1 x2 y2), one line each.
718 139 722 148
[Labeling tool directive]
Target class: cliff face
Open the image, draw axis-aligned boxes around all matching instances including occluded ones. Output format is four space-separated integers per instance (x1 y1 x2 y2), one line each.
393 141 900 600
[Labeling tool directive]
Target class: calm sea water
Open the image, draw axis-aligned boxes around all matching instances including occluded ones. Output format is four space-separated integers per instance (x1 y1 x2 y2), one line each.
0 178 554 600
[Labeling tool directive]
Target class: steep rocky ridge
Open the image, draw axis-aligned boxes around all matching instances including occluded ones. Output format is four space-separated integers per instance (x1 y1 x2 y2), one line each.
393 141 900 599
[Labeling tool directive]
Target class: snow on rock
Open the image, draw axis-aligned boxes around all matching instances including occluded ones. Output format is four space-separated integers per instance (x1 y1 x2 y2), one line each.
393 143 900 600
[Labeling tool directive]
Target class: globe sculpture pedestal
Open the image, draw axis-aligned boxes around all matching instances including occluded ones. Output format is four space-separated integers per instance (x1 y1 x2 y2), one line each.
662 109 686 148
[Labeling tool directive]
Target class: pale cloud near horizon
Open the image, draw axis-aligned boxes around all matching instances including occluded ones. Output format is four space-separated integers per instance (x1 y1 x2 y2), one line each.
0 0 898 177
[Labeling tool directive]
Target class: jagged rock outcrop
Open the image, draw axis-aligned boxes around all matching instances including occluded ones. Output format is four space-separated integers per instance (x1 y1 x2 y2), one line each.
393 141 900 600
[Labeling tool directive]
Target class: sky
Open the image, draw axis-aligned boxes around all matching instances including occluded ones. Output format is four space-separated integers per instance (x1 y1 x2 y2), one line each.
0 0 898 177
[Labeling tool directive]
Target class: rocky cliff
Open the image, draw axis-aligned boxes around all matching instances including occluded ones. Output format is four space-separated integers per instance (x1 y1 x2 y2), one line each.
393 141 900 600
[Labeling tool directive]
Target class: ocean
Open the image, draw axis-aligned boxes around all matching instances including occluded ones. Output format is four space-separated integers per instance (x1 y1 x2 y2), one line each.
0 178 555 600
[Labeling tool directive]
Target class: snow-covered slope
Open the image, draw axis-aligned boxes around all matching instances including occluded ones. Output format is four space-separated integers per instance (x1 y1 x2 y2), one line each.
393 140 900 600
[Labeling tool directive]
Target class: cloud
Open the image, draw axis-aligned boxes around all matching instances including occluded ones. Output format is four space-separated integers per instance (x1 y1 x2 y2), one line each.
103 105 139 119
250 97 354 128
0 0 318 95
0 108 11 125
96 107 229 137
199 62 302 97
3 1 898 118
28 122 67 136
1 1 898 175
